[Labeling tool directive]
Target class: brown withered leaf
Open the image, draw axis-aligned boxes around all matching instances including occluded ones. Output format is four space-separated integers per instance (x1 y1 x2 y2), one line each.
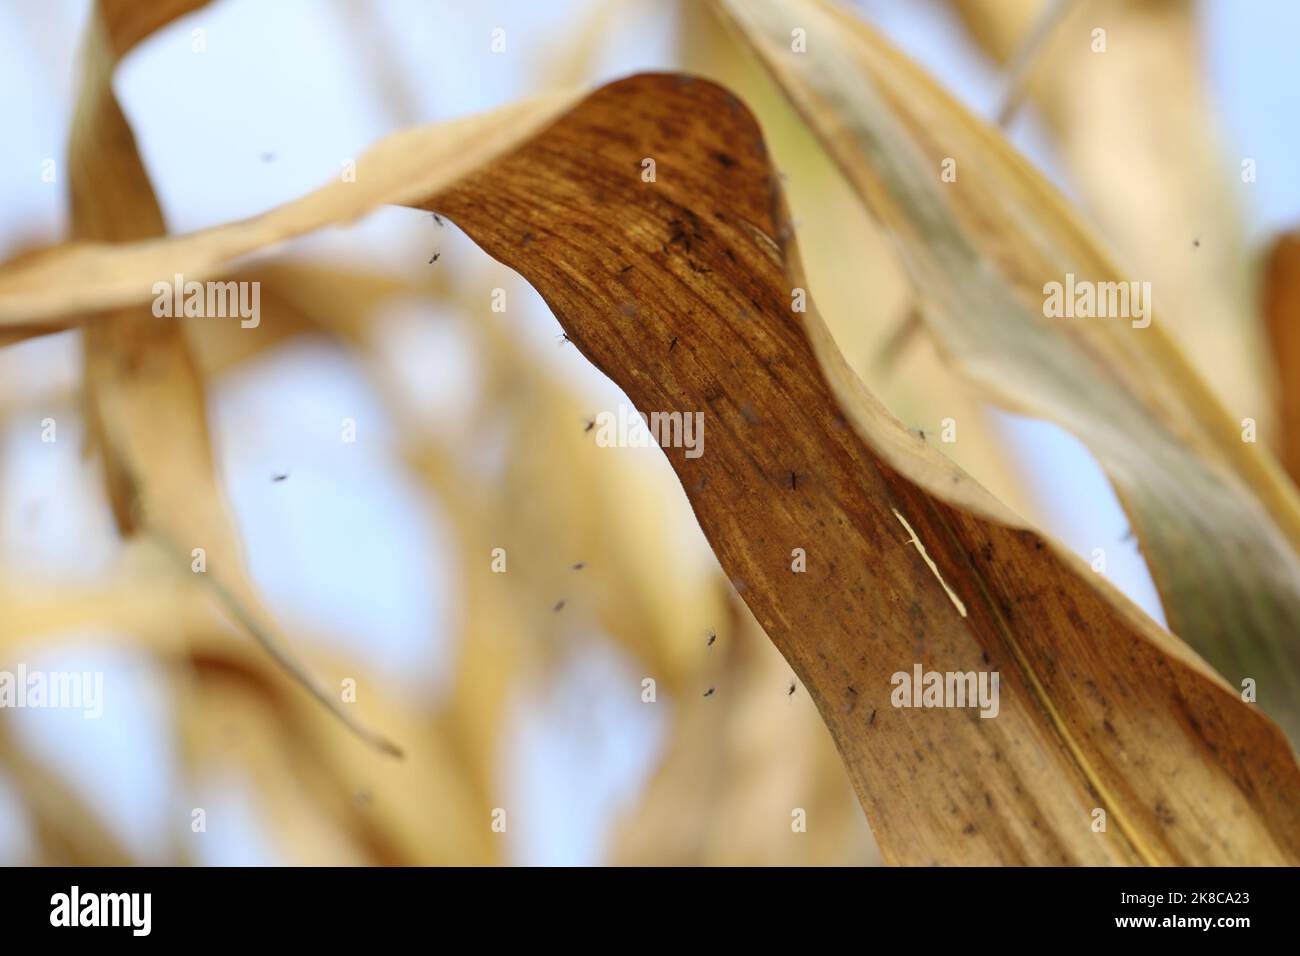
1 72 1297 863
1264 232 1300 485
674 0 1035 525
711 0 1300 745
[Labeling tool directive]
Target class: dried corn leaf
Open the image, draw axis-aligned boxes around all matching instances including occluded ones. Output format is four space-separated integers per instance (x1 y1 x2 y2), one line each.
2 73 1297 863
675 0 1034 522
712 0 1300 743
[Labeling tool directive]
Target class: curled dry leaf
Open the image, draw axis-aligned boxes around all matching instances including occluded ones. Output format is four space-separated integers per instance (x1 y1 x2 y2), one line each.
673 0 1034 525
711 0 1300 745
1 71 1297 864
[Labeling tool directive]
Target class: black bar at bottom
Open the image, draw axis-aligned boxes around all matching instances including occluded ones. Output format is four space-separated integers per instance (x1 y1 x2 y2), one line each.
0 865 1287 941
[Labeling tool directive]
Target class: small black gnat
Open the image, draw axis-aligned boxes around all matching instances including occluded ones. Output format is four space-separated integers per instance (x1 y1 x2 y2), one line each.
553 599 566 612
706 629 716 648
703 686 716 698
787 680 797 697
